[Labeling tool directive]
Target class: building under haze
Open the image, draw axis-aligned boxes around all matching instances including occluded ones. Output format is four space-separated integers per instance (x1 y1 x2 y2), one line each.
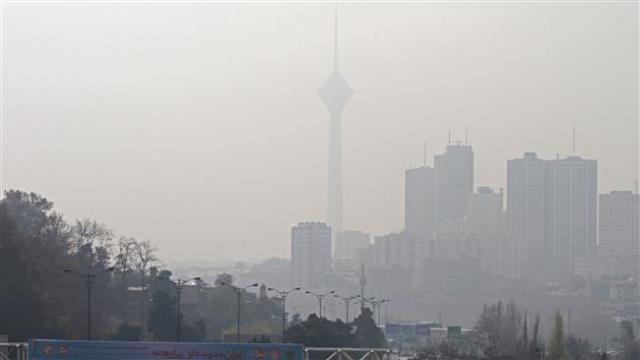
334 230 371 259
468 186 504 237
506 153 598 274
372 231 426 288
405 166 436 238
291 222 332 290
507 152 547 274
434 144 474 221
544 156 597 271
599 190 639 257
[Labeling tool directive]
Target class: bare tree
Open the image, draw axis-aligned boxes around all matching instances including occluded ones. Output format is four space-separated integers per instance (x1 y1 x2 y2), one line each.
70 218 114 261
133 239 157 338
114 237 137 322
115 237 137 278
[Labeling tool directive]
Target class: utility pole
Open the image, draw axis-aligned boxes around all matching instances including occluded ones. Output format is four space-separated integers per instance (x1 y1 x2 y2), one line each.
267 287 301 341
64 267 115 340
333 295 359 323
159 276 201 342
359 264 366 310
221 282 258 343
305 290 335 318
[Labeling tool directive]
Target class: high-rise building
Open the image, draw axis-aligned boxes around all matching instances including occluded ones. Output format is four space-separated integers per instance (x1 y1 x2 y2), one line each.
319 8 353 235
544 156 597 269
291 222 332 290
434 144 474 221
334 230 371 259
468 186 504 237
372 231 426 288
506 152 547 273
405 166 436 238
506 153 598 274
599 191 639 257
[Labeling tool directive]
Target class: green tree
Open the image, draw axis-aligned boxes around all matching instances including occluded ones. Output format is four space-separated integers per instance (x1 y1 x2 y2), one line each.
285 314 355 347
548 312 567 360
352 308 386 348
521 312 529 357
617 320 640 360
565 335 591 360
147 290 177 341
0 203 54 340
475 301 504 358
530 313 544 360
0 191 79 340
0 190 166 341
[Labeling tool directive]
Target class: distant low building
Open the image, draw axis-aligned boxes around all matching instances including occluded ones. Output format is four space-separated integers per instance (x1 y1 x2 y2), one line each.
599 191 639 258
334 230 371 259
372 231 426 288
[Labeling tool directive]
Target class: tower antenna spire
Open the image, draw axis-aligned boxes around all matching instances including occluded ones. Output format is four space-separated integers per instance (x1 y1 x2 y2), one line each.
333 2 339 73
318 2 353 236
423 141 427 167
448 127 451 146
465 125 469 145
572 121 576 155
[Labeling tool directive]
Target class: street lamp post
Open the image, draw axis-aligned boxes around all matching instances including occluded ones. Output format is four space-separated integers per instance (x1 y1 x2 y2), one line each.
333 294 359 323
304 290 335 318
377 299 390 325
267 287 301 340
63 267 115 340
368 299 390 325
159 276 201 342
221 282 258 343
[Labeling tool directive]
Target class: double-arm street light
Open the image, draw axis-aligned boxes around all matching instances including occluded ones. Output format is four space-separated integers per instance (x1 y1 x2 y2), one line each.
370 299 391 325
159 276 201 342
333 294 359 323
304 290 335 318
267 287 301 339
220 282 258 343
63 267 115 340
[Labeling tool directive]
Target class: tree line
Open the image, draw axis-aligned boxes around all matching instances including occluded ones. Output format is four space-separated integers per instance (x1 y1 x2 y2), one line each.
0 189 385 347
418 300 639 360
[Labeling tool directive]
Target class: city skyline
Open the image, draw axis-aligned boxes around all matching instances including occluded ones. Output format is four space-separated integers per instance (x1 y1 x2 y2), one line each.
2 3 637 262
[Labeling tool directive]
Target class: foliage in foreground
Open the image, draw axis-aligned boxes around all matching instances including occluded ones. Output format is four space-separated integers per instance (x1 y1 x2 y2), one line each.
284 308 386 348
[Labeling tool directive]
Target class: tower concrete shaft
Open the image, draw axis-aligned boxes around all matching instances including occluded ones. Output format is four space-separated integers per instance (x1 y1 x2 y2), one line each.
318 5 352 234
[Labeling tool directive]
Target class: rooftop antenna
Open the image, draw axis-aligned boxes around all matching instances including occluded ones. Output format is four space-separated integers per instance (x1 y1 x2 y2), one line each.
423 142 427 167
448 128 451 146
635 180 638 195
333 2 339 73
465 125 469 146
572 121 576 155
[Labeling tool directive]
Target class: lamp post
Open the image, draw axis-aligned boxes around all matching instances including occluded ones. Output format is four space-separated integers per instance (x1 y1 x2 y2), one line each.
159 276 201 342
304 290 335 318
333 294 359 323
221 282 258 343
267 287 301 340
63 267 115 340
375 299 390 325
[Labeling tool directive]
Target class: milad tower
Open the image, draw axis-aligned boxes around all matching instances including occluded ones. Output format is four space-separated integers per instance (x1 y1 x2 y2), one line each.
318 6 353 235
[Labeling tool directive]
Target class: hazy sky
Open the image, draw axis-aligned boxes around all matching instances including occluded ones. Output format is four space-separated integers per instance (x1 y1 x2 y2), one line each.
2 1 638 262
